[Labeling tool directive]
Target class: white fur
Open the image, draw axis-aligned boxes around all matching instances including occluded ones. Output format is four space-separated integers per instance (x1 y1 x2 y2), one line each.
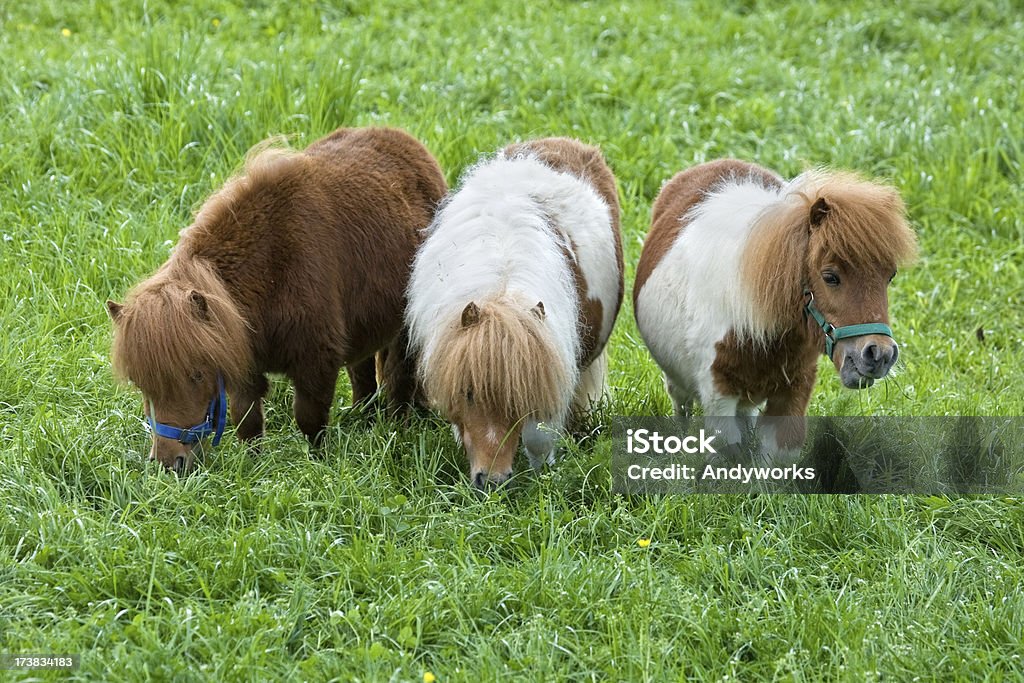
636 175 789 437
408 153 618 461
573 347 609 412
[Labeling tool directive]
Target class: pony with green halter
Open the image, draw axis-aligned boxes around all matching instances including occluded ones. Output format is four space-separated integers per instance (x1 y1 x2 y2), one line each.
634 160 918 465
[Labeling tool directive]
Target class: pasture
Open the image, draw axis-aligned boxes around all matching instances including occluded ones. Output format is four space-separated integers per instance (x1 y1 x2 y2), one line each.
1 0 1022 680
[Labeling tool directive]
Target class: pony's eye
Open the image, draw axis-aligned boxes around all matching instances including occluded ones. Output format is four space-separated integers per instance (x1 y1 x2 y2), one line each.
190 370 205 384
822 271 841 287
889 270 897 283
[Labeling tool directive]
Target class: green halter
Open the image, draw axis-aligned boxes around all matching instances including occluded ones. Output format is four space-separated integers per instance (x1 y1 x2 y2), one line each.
803 289 893 360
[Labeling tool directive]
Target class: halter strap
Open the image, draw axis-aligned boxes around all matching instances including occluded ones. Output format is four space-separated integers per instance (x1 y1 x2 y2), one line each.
147 374 228 446
804 290 893 360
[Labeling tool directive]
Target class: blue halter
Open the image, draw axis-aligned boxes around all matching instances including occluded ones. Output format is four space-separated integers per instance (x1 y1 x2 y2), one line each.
147 374 228 446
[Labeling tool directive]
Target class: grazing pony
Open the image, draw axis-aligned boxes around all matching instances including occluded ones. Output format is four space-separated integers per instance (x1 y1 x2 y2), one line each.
108 127 446 473
408 138 623 489
634 160 917 461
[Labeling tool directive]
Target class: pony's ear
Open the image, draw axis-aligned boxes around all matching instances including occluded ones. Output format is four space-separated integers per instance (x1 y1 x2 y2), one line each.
461 302 480 327
531 301 546 319
106 300 124 322
809 197 830 229
189 291 210 321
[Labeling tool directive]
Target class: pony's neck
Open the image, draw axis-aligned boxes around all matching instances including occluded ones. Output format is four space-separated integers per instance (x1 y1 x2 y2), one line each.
168 253 227 293
739 198 812 343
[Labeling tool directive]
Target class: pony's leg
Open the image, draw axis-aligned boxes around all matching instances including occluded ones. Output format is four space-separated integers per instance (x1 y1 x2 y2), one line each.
523 419 559 470
758 387 812 465
736 401 760 433
701 394 744 449
230 373 269 442
346 357 378 405
292 367 339 446
572 349 608 415
665 375 696 417
377 326 421 411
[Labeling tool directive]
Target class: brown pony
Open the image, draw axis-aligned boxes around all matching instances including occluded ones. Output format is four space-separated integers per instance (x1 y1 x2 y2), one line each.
634 160 917 461
108 127 446 472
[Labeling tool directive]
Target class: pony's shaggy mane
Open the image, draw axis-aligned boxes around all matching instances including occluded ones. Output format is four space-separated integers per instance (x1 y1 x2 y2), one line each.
421 297 572 424
741 169 918 337
192 138 306 234
111 257 253 401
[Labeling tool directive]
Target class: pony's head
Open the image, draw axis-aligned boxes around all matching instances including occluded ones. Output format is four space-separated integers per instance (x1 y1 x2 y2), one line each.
744 171 918 389
107 259 251 472
421 297 569 489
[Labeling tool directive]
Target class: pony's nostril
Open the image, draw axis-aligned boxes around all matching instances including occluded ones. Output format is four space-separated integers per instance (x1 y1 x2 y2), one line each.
472 471 510 490
864 343 881 363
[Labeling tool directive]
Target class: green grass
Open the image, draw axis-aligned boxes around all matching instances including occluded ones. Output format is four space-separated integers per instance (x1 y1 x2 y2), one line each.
2 0 1023 680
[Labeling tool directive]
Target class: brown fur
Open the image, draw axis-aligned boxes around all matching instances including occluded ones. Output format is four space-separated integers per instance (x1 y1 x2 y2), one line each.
504 137 624 367
561 240 606 368
710 329 819 412
110 259 252 402
109 127 446 468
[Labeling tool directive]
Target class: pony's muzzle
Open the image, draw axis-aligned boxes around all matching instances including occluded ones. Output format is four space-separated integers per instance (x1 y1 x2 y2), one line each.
472 469 511 491
149 440 196 475
838 336 899 388
460 420 520 491
861 340 898 377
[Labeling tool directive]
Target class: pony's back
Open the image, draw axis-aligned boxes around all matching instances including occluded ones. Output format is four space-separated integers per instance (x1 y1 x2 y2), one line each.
305 127 447 217
408 154 585 376
178 127 446 364
502 138 624 365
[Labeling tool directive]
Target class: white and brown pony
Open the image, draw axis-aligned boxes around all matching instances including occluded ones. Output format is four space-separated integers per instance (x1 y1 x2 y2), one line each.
408 138 623 489
634 160 917 461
